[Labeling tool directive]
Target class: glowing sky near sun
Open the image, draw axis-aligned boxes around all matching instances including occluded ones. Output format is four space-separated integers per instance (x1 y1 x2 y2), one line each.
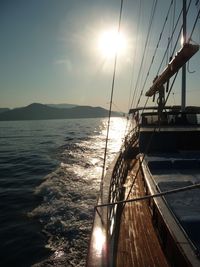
98 29 127 59
0 0 199 112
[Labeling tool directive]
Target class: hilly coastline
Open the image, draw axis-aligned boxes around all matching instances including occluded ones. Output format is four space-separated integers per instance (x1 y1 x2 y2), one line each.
0 103 121 121
0 108 10 114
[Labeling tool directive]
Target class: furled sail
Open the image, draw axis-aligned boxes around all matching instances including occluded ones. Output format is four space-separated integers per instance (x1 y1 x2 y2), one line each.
145 43 199 97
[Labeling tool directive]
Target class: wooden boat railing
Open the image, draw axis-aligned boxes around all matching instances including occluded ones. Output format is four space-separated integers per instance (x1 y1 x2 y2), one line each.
86 126 138 267
107 126 138 265
87 119 200 266
108 128 138 230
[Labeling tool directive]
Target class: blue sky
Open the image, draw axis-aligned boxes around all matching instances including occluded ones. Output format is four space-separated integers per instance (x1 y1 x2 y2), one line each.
0 0 199 111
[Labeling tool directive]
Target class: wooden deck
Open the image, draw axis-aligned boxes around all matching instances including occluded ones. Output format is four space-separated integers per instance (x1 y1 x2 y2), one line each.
116 160 170 267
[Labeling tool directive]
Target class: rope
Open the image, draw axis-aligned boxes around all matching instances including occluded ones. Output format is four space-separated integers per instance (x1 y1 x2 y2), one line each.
124 0 184 208
95 182 200 209
133 0 158 109
124 120 160 207
101 0 124 191
124 0 197 208
157 0 192 75
135 0 174 108
127 0 142 112
157 8 182 75
164 71 179 105
189 6 200 41
164 0 193 101
170 0 176 55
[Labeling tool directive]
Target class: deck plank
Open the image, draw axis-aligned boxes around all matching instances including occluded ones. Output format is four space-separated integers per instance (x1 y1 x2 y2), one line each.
116 160 170 267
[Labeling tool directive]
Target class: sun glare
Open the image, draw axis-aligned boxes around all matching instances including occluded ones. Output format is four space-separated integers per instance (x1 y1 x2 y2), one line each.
98 29 127 59
94 227 106 256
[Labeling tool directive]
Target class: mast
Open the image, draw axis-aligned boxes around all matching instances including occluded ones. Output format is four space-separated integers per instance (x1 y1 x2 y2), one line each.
145 0 199 104
145 44 199 97
181 0 187 111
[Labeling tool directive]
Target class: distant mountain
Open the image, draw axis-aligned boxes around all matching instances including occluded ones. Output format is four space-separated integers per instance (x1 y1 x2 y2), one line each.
46 103 78 109
0 108 10 114
0 103 121 121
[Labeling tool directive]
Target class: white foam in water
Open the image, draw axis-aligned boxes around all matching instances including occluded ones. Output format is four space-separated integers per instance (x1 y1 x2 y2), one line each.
29 117 127 266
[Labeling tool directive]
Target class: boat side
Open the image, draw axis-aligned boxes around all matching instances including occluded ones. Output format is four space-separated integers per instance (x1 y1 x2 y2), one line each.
86 129 138 266
86 153 120 267
136 109 200 266
141 155 200 267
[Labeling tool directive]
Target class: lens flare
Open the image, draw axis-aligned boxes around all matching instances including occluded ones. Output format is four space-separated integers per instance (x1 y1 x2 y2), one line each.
98 29 127 59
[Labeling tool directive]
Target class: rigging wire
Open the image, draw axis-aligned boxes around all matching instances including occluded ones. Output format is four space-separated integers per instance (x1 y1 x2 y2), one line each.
171 0 192 55
189 5 200 41
124 0 142 137
97 1 200 224
124 2 190 204
166 0 176 93
185 4 200 74
170 0 176 55
135 0 158 108
164 71 179 106
125 1 163 182
125 75 179 208
167 0 176 62
100 0 124 193
127 0 142 111
127 0 197 135
112 2 199 215
157 9 182 75
95 182 200 209
166 1 198 98
158 0 192 76
130 0 158 109
125 0 157 136
125 71 177 209
135 0 174 108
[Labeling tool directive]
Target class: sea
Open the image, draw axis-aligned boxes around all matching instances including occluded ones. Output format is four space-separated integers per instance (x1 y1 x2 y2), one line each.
0 117 127 267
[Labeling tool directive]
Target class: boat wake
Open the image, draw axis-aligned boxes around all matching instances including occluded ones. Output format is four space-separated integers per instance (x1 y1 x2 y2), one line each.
30 139 103 267
29 117 127 266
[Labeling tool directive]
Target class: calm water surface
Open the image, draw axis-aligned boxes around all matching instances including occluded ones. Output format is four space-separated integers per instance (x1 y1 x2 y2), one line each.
0 118 127 267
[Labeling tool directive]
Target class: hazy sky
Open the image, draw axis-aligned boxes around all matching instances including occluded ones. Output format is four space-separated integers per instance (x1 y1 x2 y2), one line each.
0 0 200 112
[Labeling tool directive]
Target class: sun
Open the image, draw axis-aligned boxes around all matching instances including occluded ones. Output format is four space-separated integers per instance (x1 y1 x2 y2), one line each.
98 29 127 59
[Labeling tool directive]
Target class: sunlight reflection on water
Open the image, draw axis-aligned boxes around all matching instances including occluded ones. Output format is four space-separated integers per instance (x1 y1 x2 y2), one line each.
30 117 128 267
102 117 128 153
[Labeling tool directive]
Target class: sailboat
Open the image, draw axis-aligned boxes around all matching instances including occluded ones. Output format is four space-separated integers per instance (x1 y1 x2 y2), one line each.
87 1 200 266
